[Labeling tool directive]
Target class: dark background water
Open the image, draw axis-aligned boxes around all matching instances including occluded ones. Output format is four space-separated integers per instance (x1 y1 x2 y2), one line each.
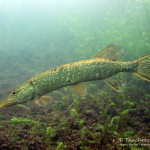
0 0 149 99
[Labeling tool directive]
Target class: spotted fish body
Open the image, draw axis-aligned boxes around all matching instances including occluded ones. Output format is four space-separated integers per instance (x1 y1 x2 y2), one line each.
0 44 150 107
31 58 136 97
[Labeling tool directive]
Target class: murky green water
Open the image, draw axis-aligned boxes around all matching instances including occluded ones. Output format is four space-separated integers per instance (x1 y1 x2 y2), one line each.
0 0 149 149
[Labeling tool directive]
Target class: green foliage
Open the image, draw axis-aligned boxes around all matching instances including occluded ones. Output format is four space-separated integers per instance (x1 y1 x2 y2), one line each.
110 102 116 107
123 130 136 137
120 109 136 115
80 127 89 139
70 108 78 117
92 123 105 133
73 98 79 107
123 100 135 108
10 117 38 125
76 119 85 128
120 109 130 115
110 116 120 126
145 94 150 98
56 141 66 150
45 127 56 139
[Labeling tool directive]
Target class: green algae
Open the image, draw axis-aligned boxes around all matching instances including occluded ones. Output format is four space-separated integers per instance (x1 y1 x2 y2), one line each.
110 116 120 125
121 109 136 115
56 142 66 150
80 127 89 139
123 100 135 108
123 130 136 137
70 108 78 117
45 127 56 138
10 117 38 125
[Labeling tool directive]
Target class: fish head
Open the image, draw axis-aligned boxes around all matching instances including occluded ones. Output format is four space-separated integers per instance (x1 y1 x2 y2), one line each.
0 82 35 108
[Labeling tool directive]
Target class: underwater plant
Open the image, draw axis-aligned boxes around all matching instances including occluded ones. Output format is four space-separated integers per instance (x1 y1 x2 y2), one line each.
120 108 136 116
56 141 66 150
70 108 78 118
80 126 89 139
76 119 85 128
10 117 38 125
123 130 136 137
45 127 56 139
110 116 120 126
123 100 135 108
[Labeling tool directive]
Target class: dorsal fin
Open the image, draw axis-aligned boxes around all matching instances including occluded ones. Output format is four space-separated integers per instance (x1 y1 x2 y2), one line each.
96 44 125 61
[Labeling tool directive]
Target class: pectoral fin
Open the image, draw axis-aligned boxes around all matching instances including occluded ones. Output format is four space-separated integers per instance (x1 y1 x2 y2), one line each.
35 95 52 107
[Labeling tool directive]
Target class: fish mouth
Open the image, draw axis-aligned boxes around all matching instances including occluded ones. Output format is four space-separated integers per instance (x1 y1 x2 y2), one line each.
0 99 16 108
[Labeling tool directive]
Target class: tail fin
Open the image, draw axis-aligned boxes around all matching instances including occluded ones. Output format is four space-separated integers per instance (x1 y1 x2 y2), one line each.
135 55 150 82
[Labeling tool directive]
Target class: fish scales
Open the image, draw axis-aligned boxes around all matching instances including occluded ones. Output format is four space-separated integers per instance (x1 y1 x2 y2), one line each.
29 58 136 97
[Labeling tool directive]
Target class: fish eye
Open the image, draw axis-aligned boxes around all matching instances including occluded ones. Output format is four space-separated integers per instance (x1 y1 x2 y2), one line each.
13 91 16 95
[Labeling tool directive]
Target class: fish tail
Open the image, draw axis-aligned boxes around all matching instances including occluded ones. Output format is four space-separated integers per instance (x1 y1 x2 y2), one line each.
135 55 150 82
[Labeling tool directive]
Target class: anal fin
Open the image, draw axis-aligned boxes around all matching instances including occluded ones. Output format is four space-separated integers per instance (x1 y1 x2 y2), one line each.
104 73 126 92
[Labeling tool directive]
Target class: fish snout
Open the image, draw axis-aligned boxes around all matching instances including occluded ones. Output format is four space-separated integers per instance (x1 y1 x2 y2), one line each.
0 98 16 108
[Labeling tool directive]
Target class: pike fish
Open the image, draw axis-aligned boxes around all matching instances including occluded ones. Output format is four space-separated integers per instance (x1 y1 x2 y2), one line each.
0 44 150 108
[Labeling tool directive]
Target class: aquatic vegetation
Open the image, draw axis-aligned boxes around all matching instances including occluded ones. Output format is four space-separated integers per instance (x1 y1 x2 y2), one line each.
110 116 120 125
123 130 136 137
145 94 150 98
0 89 149 149
92 123 105 133
123 100 135 108
110 102 116 107
76 119 85 128
45 127 56 139
80 126 89 139
72 98 80 107
120 108 136 116
70 108 78 118
56 141 66 150
10 117 38 125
